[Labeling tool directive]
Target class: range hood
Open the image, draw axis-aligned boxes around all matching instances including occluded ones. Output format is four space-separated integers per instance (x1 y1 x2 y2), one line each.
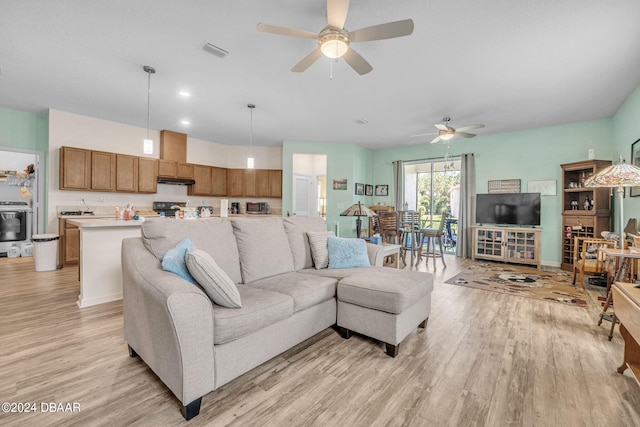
157 176 195 185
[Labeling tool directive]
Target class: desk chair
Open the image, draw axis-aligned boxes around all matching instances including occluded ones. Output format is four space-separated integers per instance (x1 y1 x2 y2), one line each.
418 212 448 269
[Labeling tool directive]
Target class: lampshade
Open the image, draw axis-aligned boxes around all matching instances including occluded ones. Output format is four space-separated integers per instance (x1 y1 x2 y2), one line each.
583 158 640 250
340 202 376 217
583 161 640 187
321 38 349 58
439 131 455 141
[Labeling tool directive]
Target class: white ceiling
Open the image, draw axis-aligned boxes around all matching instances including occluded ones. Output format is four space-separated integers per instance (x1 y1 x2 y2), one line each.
2 0 640 150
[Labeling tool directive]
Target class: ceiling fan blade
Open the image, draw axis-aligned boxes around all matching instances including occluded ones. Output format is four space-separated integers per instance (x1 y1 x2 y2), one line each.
430 136 442 144
327 0 350 29
291 48 324 72
434 123 448 131
456 123 485 132
349 19 414 42
455 132 477 138
410 132 437 138
257 23 318 39
342 47 373 75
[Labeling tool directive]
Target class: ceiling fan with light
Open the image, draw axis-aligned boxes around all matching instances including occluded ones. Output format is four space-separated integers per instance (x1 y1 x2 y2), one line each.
412 117 485 144
256 0 414 75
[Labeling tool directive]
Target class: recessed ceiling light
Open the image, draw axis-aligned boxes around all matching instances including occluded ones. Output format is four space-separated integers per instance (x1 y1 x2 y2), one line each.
179 91 191 97
181 120 191 125
357 118 369 124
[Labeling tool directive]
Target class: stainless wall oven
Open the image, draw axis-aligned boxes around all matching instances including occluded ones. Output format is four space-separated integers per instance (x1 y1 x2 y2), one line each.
0 201 33 256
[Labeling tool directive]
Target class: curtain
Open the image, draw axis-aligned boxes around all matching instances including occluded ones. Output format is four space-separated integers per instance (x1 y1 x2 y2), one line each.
392 160 404 210
456 153 475 258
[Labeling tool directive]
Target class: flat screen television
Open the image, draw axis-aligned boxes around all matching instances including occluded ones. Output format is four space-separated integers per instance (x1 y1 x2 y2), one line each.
475 192 541 226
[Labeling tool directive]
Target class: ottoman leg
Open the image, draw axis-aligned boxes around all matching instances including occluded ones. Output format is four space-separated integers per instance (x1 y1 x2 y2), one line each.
339 327 352 340
386 343 399 358
419 317 429 329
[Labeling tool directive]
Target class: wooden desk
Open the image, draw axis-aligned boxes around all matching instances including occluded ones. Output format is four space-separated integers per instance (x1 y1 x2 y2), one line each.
612 281 640 384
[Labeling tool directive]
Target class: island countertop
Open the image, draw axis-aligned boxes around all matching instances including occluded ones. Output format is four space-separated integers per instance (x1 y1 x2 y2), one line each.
65 218 145 228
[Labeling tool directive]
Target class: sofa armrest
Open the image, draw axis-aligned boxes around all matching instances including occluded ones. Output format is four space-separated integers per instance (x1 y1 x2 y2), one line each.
366 242 384 266
122 237 215 406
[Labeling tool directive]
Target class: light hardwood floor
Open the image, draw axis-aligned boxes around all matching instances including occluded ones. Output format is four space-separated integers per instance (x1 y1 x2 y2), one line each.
1 255 640 427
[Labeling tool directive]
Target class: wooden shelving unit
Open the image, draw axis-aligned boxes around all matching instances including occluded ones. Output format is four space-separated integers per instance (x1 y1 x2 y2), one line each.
560 160 612 271
472 226 542 268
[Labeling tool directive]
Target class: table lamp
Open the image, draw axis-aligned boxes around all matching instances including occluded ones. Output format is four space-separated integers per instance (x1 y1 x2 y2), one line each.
584 158 640 250
340 202 376 239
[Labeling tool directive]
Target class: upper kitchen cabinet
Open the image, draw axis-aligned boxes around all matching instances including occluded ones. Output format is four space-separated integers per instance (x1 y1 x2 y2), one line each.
160 130 187 163
158 160 194 180
91 151 117 191
189 165 212 196
227 169 244 197
115 154 138 192
60 146 92 190
243 169 258 197
211 167 227 196
269 170 282 198
137 157 158 193
255 169 270 197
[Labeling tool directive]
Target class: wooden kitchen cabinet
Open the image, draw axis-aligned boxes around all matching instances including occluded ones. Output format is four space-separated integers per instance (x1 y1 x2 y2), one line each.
60 146 91 190
58 218 79 266
137 157 158 193
91 151 116 191
189 165 212 196
160 130 187 163
158 160 194 179
227 169 244 197
255 169 270 197
211 167 227 196
269 169 282 198
116 154 138 192
243 169 257 197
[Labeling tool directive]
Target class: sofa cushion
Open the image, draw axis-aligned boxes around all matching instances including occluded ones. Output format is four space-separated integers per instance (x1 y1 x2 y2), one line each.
298 267 372 280
141 218 243 284
213 285 293 344
231 218 295 283
328 237 370 269
337 268 433 314
283 217 328 270
307 231 335 269
186 249 242 308
247 272 338 312
161 238 197 284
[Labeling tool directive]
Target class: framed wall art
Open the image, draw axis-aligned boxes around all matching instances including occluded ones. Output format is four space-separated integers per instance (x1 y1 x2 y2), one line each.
333 179 347 190
631 138 640 196
375 184 388 196
355 183 364 195
365 184 373 196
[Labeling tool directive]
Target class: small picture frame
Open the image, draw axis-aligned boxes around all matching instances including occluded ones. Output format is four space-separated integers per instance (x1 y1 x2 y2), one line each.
355 183 364 195
365 184 373 196
631 138 640 197
333 179 347 190
375 184 389 196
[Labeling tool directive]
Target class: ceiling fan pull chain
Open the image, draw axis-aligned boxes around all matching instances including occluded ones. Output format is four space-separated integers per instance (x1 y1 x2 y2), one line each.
329 58 333 80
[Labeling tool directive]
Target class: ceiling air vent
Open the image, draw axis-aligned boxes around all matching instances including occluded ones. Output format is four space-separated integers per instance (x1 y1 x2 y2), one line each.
202 42 229 58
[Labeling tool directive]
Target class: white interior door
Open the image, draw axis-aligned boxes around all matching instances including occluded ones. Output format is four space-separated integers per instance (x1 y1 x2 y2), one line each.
292 174 312 217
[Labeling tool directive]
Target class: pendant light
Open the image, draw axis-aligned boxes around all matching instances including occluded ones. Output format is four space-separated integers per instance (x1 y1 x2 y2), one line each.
143 65 156 154
247 103 255 169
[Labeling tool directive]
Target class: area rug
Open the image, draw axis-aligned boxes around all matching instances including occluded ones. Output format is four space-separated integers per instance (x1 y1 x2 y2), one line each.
444 262 587 308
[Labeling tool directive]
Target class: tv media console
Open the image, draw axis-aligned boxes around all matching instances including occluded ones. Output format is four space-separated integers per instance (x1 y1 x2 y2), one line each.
471 225 542 269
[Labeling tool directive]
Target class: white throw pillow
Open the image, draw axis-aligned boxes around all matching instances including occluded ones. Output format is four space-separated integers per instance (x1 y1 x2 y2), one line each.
307 231 335 269
186 249 242 308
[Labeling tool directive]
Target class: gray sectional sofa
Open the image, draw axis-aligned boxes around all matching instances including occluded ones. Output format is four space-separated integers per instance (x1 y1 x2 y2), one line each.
121 216 433 420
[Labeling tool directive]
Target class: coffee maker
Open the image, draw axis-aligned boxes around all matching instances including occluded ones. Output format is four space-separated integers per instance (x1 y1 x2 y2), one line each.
230 202 240 214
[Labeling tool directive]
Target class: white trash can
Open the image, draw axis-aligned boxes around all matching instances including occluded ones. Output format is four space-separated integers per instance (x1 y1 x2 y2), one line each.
32 234 59 272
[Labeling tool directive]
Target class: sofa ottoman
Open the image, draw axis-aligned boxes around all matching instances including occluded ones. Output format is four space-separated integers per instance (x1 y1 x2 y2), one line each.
336 267 433 357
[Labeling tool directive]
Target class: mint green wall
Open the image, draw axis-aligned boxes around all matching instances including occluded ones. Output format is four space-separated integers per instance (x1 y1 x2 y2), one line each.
283 141 373 237
370 119 615 265
0 107 49 228
613 84 640 231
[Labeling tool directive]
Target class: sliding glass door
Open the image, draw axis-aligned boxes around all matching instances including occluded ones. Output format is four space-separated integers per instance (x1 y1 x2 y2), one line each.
404 158 461 229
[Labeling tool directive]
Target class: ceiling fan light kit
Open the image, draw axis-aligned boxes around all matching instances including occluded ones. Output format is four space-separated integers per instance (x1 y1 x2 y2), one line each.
257 0 414 75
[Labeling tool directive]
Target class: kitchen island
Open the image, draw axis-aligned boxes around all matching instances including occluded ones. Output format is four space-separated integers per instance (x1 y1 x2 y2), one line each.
65 218 144 308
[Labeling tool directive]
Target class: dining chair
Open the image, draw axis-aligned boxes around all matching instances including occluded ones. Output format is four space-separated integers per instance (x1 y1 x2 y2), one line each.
378 211 401 244
572 237 617 290
397 210 421 266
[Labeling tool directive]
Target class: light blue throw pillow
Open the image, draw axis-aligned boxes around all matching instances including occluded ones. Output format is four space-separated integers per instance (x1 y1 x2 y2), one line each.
327 237 370 269
161 238 197 284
